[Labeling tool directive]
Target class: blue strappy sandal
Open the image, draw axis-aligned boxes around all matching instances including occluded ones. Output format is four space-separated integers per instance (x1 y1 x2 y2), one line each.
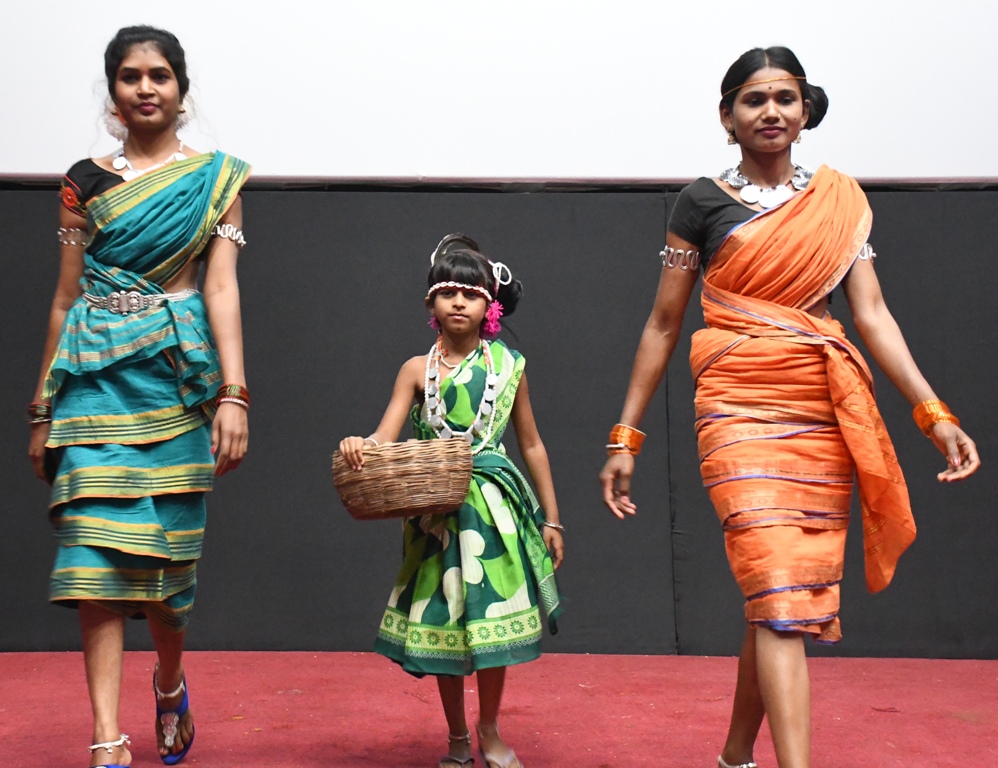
88 733 130 768
154 669 195 765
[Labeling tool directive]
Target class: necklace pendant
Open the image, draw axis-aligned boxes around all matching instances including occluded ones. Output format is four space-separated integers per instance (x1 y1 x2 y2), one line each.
462 431 475 444
757 185 792 208
426 396 439 410
122 169 141 182
112 155 128 171
439 426 453 440
739 185 761 205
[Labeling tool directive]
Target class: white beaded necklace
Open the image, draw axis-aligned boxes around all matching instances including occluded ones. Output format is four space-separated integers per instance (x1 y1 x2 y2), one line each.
423 340 498 454
113 140 186 182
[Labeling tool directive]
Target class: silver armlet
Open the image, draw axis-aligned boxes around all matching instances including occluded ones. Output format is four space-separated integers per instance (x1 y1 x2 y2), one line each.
660 246 700 271
57 227 89 247
857 243 877 261
212 223 247 248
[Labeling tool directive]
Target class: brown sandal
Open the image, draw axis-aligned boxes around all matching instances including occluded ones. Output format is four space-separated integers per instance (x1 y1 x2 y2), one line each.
439 732 474 767
476 724 522 768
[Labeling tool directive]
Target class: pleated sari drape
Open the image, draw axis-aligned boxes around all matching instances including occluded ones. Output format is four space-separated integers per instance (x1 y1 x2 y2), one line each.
691 166 915 642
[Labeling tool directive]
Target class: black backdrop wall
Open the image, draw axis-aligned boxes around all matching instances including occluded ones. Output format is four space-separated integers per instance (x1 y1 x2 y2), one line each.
2 183 995 658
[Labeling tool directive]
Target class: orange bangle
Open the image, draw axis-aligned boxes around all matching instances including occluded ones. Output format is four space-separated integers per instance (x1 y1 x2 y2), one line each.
912 399 960 437
608 423 646 455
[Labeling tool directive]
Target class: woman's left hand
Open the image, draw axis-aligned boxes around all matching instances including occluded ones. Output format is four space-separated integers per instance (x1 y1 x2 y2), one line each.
213 402 249 476
543 526 564 570
929 422 980 482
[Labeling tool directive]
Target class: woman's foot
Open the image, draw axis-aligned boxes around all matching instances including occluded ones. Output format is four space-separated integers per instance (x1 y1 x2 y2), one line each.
154 668 194 763
476 723 522 768
439 731 474 767
89 733 131 767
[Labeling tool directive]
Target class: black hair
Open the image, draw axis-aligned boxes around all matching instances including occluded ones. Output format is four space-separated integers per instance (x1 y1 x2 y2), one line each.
427 233 523 319
104 26 190 100
719 46 828 130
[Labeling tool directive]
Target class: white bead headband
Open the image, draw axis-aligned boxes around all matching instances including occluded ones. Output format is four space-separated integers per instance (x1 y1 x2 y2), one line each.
425 281 493 302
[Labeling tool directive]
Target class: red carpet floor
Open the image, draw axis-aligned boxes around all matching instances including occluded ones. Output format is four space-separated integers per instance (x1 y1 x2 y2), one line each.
1 652 995 767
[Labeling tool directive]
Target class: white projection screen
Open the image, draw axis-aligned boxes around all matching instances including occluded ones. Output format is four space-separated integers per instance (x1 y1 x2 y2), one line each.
2 0 995 182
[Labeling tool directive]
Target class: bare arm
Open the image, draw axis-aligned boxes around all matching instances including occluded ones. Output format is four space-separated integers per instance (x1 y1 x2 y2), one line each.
28 207 86 481
843 258 979 481
338 355 424 470
600 233 700 517
203 197 249 476
510 372 564 568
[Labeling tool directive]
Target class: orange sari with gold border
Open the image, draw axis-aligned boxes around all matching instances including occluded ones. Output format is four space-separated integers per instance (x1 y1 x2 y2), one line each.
691 166 916 642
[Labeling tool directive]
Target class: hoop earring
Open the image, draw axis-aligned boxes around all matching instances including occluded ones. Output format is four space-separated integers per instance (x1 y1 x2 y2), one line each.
726 128 737 145
103 97 128 142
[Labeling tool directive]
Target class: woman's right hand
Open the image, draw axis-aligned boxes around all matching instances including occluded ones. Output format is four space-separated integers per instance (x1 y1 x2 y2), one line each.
338 436 369 471
600 453 638 519
28 422 51 482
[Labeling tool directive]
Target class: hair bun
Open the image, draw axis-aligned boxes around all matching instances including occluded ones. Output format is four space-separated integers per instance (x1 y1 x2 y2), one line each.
803 83 828 129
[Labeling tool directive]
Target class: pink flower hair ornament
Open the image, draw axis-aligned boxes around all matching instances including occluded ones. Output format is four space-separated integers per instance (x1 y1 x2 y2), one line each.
482 300 504 339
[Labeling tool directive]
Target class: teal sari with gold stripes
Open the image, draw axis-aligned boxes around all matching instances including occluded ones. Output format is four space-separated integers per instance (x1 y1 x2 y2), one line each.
45 152 250 628
374 340 562 676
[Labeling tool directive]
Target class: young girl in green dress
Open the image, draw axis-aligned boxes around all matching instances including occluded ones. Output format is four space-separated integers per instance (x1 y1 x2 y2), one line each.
339 234 564 768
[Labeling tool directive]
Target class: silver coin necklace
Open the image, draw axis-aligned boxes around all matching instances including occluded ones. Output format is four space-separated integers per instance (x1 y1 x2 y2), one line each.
720 163 813 209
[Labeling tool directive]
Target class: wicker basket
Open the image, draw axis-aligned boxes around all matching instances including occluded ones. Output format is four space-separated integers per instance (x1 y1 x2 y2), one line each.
332 438 473 520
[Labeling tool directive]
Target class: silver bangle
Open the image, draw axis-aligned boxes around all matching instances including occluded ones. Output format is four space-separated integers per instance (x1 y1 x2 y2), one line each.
541 521 565 532
216 397 249 409
364 436 379 447
57 227 89 247
857 242 877 261
660 246 700 271
213 223 247 248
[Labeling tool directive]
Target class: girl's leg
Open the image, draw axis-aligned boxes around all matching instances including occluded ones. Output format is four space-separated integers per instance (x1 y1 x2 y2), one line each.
80 601 132 767
147 615 193 759
476 666 521 767
720 626 766 766
756 627 810 768
436 675 472 762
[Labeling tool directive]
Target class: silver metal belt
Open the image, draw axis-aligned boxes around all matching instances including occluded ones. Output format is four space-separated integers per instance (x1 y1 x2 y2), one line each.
82 288 199 315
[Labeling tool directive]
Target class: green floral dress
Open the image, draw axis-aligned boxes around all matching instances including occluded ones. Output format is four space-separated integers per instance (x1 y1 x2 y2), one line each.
373 340 562 676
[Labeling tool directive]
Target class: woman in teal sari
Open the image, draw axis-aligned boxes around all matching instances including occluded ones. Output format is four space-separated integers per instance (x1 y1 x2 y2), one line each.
339 235 564 768
27 26 251 768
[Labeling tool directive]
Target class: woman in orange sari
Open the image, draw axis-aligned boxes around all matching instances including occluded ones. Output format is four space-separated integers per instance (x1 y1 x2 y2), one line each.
599 47 979 768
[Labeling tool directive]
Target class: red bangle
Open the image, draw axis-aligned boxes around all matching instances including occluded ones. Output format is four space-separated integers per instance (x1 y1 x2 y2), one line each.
215 384 250 410
27 401 53 424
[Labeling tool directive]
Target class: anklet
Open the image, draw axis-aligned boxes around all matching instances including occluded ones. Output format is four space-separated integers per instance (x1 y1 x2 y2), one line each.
154 673 186 700
449 732 471 742
89 734 130 753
